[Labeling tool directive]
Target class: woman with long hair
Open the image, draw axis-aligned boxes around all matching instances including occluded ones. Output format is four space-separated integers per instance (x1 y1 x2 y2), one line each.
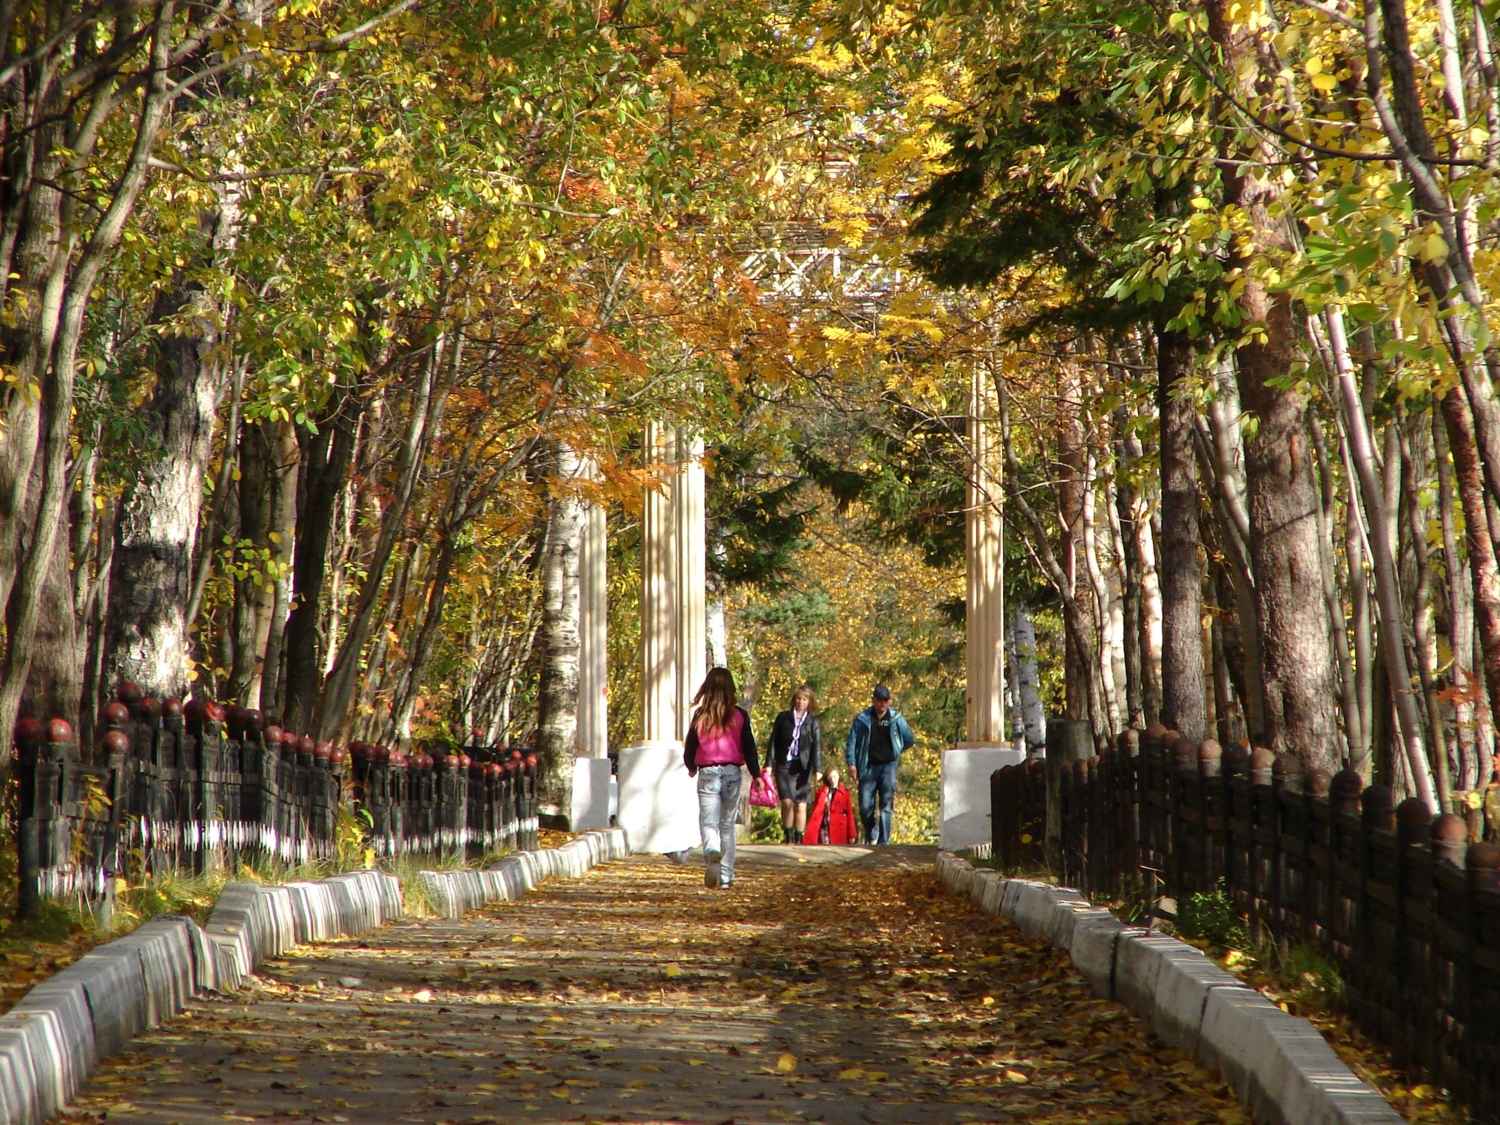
682 666 760 889
767 685 822 843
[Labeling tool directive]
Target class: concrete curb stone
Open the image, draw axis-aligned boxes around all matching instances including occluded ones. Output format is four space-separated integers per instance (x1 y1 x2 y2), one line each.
0 1027 41 1125
934 851 1402 1125
66 946 149 1059
3 976 96 1114
0 1024 49 1124
1049 904 1115 959
0 830 630 1125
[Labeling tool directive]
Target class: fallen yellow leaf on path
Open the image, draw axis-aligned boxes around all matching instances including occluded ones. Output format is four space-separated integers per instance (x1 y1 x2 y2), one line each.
776 1052 797 1073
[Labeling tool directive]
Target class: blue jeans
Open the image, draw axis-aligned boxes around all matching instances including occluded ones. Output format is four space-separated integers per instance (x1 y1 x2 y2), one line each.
859 761 899 845
696 765 742 885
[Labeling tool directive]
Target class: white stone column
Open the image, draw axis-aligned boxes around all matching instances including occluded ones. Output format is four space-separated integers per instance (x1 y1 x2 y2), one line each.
571 456 614 830
577 461 608 759
965 364 1006 744
944 365 1022 851
674 428 708 731
618 422 704 853
640 422 678 744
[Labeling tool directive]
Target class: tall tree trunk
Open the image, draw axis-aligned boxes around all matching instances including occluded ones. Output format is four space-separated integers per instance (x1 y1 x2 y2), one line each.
389 537 459 747
1206 0 1339 768
1434 414 1480 788
1057 363 1087 721
1326 310 1436 805
79 499 117 756
280 405 357 732
259 421 299 721
1157 328 1207 740
1237 327 1340 768
1399 414 1451 808
999 385 1106 746
1203 365 1269 740
1437 385 1500 779
1134 447 1165 723
1308 413 1362 769
186 359 246 629
1112 407 1147 729
1082 446 1122 733
537 444 586 821
227 422 272 705
20 532 81 722
314 329 457 739
102 280 222 702
1010 602 1046 755
0 2 178 761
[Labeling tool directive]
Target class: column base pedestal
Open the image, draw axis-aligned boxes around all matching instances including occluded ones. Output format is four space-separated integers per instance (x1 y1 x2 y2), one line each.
941 744 1025 851
570 757 614 831
617 741 699 854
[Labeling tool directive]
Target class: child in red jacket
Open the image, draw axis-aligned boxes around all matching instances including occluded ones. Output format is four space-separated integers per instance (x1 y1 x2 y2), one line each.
806 769 859 845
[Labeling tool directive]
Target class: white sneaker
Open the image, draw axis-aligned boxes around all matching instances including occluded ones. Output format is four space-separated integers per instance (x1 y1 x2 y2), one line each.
704 849 721 888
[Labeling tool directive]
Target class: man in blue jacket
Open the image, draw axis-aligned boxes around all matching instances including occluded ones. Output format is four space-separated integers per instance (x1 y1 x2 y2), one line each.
846 685 915 846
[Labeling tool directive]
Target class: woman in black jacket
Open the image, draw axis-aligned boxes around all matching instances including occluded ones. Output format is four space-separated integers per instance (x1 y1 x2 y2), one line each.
767 685 821 843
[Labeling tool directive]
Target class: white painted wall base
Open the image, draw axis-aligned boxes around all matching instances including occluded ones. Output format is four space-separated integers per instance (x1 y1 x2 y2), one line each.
570 757 614 831
617 741 699 853
941 745 1024 851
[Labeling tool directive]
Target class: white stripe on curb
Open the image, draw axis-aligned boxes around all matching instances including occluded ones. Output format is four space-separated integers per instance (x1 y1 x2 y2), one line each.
934 851 1403 1125
0 827 632 1125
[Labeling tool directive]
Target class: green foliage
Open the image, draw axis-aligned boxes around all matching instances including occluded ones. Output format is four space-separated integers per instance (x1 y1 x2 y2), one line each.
116 872 228 928
1177 881 1247 949
709 442 814 587
798 400 969 569
737 589 838 634
1280 944 1343 1013
751 804 785 843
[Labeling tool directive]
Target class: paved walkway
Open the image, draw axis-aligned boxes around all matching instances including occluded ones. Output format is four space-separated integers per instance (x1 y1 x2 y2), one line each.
64 847 1244 1124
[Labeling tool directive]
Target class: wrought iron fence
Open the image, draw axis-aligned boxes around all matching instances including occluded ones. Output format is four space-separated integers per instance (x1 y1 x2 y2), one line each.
990 726 1500 1121
13 685 540 919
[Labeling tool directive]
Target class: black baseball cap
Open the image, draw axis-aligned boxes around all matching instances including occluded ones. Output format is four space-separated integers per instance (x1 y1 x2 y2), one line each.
872 685 891 700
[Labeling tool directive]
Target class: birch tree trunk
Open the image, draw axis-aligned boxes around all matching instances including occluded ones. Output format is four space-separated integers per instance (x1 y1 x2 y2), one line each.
1434 416 1479 788
1326 308 1436 807
1010 603 1046 755
537 443 587 822
259 422 299 720
1082 447 1122 733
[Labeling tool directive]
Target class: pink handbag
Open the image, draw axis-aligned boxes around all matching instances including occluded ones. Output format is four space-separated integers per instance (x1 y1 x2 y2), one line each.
749 768 779 807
